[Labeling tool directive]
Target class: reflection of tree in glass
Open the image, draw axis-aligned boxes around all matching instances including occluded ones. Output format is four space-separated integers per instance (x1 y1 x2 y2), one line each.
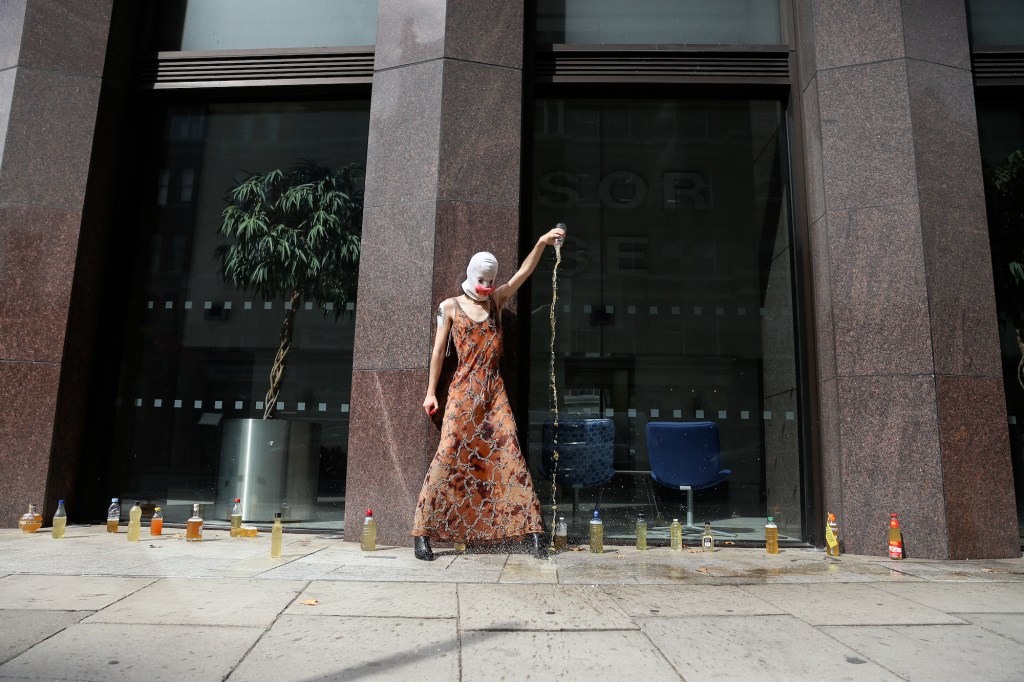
216 160 363 419
986 149 1024 389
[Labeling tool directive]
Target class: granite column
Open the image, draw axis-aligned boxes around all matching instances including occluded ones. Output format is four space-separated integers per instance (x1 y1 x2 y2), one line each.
343 1 525 544
796 0 1018 558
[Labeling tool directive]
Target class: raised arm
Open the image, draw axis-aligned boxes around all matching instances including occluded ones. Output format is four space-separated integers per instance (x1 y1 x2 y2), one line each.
423 299 454 415
493 226 566 308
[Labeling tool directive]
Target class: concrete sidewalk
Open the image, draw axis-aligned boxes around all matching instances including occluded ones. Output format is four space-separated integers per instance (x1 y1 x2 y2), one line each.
0 526 1022 681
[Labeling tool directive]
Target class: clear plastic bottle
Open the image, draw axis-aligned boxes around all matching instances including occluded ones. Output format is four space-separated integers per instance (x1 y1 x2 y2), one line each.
186 503 203 542
825 512 840 557
150 506 163 536
19 504 42 533
106 498 120 533
589 510 603 554
553 516 568 551
670 518 683 551
360 508 377 551
765 516 779 554
888 513 903 560
230 498 242 537
51 500 66 539
635 512 647 551
127 501 142 542
702 521 715 552
270 512 283 558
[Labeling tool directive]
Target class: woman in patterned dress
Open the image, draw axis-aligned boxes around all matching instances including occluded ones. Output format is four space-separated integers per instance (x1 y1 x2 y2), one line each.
412 226 566 561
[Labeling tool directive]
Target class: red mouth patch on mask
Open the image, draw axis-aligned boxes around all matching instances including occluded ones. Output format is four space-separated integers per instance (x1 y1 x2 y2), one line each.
475 285 495 297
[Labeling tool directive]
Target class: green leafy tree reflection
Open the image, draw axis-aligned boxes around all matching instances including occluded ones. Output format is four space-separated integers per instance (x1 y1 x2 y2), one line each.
216 160 363 419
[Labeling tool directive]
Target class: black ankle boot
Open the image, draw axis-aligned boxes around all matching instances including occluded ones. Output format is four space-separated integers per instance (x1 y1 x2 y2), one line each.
526 533 548 559
414 536 435 561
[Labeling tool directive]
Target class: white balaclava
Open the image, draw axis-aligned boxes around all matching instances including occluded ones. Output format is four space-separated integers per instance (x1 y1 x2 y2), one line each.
462 252 498 301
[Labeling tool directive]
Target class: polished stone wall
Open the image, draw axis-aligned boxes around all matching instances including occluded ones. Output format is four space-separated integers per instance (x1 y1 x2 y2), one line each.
796 0 1018 558
0 0 114 528
343 0 525 545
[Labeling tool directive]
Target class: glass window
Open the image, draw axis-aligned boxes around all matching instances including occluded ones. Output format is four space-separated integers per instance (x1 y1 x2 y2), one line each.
967 0 1024 47
529 98 801 544
978 99 1024 544
107 101 370 529
155 0 378 51
536 0 782 45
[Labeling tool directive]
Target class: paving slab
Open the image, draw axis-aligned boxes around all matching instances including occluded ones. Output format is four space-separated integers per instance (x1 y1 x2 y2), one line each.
0 610 91 665
639 614 901 681
84 578 305 626
323 556 502 583
226 615 458 682
741 583 965 625
871 581 1024 613
604 585 786 617
0 575 155 610
461 629 682 682
0 622 262 682
458 584 635 631
884 560 1024 582
821 623 1024 681
500 554 558 584
284 581 458 618
959 613 1024 644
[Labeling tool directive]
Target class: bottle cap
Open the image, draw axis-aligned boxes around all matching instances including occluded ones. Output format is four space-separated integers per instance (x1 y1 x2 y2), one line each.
155 507 161 511
593 510 600 518
673 518 679 522
135 501 141 506
767 516 774 522
111 498 118 502
274 512 282 518
235 498 240 503
638 512 645 520
828 512 836 521
366 508 373 517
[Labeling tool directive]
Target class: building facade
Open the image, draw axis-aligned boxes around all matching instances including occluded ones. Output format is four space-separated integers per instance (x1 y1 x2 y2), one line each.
0 0 1021 559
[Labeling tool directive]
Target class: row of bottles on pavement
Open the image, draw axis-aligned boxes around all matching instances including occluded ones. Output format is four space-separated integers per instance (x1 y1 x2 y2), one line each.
19 498 379 557
20 500 904 559
580 509 904 559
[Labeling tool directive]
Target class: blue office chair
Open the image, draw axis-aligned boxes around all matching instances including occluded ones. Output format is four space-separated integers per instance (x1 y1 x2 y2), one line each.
541 418 616 516
646 421 733 535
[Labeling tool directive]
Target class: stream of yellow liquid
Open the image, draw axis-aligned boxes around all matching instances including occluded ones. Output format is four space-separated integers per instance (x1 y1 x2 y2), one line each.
548 242 562 550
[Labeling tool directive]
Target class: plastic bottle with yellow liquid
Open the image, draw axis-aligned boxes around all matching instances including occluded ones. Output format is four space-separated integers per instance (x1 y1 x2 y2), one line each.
635 512 647 550
765 516 779 554
553 517 568 551
186 503 203 542
106 498 120 533
127 501 142 542
670 518 683 551
51 501 66 539
589 510 603 553
360 509 377 551
270 512 283 558
825 513 841 557
230 498 242 537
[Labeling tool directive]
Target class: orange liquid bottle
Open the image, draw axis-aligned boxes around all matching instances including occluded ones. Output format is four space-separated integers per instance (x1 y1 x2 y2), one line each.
106 498 120 533
150 506 163 536
887 513 903 560
185 503 203 542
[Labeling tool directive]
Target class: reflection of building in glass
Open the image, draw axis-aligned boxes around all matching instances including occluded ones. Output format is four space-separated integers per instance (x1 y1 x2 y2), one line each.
1 1 1022 559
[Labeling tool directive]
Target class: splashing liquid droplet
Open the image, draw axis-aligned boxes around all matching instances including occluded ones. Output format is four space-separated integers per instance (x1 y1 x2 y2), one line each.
548 238 562 550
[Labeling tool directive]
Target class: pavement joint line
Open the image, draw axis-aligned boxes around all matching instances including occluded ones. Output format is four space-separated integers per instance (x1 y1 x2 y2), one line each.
222 578 311 682
455 581 464 682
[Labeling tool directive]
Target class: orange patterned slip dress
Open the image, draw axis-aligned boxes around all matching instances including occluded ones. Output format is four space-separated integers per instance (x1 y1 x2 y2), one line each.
412 299 545 543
